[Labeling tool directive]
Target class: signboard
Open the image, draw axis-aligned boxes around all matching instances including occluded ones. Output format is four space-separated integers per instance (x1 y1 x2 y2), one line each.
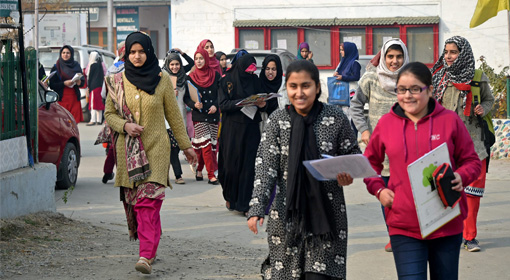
116 7 139 44
0 0 17 17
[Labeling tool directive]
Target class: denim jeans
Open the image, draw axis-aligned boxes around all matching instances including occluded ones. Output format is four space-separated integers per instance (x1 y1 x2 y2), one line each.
390 233 462 280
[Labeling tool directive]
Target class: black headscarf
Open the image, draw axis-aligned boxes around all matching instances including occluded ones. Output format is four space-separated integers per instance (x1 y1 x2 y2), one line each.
223 54 261 99
215 51 227 73
56 45 83 81
286 100 336 239
162 52 186 88
124 32 161 95
259 54 283 94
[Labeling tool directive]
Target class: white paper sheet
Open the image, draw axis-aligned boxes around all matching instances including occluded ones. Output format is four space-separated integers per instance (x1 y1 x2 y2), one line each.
303 154 377 181
68 73 83 88
407 142 461 238
240 105 258 120
245 40 259 49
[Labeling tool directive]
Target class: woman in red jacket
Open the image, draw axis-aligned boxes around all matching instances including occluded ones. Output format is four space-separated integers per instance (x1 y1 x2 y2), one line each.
364 62 481 279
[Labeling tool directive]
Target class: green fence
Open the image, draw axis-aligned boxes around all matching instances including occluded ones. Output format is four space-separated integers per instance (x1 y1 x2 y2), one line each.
0 39 38 160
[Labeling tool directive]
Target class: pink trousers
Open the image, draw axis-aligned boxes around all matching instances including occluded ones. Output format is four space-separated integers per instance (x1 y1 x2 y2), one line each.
463 158 486 241
134 198 162 259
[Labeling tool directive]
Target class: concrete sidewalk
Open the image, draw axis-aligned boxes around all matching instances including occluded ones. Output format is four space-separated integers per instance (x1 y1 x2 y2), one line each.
55 123 510 279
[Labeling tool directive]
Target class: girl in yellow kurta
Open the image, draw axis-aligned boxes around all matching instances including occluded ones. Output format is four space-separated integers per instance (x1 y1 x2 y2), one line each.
104 32 196 275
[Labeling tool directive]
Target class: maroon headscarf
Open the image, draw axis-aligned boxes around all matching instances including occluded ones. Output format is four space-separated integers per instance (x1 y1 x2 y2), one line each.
198 39 222 75
189 48 216 88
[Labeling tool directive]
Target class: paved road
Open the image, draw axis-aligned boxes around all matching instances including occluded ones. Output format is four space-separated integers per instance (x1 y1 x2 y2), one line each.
55 123 510 279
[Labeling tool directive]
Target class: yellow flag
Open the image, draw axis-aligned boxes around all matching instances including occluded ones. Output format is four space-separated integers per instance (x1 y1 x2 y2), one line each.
470 0 510 28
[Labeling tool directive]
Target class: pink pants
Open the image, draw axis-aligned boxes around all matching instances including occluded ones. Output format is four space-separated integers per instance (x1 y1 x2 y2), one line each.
134 198 162 259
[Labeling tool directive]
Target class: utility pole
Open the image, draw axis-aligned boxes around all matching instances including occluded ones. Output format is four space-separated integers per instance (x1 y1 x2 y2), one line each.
107 0 113 52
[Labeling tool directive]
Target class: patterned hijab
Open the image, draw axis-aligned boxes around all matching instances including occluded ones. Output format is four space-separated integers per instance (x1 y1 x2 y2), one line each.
124 31 161 95
162 52 186 88
431 36 475 115
376 38 409 93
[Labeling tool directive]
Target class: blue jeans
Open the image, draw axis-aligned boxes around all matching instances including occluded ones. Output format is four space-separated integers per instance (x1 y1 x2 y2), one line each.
390 233 462 280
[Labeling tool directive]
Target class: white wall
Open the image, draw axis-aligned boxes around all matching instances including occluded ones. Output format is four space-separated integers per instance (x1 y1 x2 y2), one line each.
171 0 509 71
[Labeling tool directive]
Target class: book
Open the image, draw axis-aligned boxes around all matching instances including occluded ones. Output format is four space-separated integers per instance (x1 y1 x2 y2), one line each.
42 71 56 83
235 93 281 107
407 142 461 238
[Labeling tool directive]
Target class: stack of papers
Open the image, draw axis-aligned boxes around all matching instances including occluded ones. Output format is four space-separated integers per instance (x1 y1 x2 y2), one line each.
303 154 377 181
236 93 281 107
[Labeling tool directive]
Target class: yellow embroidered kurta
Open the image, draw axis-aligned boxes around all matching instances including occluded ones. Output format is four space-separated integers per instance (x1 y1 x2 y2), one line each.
104 71 191 189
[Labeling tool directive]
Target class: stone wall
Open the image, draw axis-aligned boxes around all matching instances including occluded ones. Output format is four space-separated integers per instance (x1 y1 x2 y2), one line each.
491 119 510 160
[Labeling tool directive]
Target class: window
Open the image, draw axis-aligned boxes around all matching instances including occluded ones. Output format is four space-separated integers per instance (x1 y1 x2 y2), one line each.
304 29 331 66
235 19 438 69
239 29 264 50
372 28 399 54
90 31 99 45
407 27 434 64
271 29 298 55
340 28 366 55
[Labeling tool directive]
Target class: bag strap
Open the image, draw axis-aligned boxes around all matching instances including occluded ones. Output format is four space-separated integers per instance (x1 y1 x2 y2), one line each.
470 69 483 104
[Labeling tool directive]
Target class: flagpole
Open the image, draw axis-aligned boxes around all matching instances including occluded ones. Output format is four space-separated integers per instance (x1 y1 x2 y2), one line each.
507 10 510 118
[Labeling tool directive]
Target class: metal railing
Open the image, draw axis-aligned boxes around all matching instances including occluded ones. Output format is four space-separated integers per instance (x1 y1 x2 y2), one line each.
1 39 38 160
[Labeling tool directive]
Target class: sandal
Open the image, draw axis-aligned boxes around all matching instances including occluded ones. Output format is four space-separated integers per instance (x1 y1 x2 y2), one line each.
135 257 152 274
149 254 157 265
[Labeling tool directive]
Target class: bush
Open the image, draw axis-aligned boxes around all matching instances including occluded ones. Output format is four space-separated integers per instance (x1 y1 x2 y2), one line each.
477 56 509 119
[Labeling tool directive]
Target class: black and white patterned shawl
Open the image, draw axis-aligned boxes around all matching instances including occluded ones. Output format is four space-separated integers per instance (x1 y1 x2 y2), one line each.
431 36 475 104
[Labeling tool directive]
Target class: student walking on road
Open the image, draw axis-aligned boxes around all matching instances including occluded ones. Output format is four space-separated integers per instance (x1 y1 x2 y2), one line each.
431 36 494 252
104 31 197 275
248 60 360 279
364 62 482 279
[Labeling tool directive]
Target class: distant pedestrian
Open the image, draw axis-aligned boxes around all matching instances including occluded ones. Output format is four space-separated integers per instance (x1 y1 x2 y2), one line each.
184 48 221 184
104 31 197 275
297 42 314 64
349 38 409 252
218 54 265 214
332 41 361 134
85 51 105 126
215 51 227 73
49 45 85 123
259 54 283 116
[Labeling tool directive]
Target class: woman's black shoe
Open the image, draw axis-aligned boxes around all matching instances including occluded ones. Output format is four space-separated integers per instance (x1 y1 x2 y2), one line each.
195 171 204 181
208 179 219 185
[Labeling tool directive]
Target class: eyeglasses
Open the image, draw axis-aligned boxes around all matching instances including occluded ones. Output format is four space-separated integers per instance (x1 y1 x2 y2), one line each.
394 86 429 95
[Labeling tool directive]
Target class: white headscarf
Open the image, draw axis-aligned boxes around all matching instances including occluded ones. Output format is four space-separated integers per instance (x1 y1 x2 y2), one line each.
376 38 409 93
86 51 100 77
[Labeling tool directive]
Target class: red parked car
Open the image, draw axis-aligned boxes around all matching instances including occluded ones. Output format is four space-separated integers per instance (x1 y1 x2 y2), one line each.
38 83 81 189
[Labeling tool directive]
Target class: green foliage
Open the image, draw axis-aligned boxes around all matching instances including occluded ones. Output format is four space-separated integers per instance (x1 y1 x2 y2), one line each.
61 185 75 204
477 56 509 119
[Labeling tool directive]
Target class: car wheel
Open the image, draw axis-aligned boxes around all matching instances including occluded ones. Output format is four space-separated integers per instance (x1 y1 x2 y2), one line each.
56 142 79 189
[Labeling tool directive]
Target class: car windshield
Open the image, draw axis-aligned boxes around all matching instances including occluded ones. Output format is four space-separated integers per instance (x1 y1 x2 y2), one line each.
39 49 81 71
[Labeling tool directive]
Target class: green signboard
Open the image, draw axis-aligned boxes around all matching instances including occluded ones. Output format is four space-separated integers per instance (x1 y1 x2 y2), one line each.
116 7 139 44
0 0 18 17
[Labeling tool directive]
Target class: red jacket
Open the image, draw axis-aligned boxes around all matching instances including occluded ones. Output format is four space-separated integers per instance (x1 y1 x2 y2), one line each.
364 99 481 240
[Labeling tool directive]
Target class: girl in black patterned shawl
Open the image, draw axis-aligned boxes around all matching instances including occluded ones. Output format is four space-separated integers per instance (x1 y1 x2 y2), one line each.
247 60 360 280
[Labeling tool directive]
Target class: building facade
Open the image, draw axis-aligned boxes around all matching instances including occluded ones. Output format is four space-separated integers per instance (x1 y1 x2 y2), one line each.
170 0 509 72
